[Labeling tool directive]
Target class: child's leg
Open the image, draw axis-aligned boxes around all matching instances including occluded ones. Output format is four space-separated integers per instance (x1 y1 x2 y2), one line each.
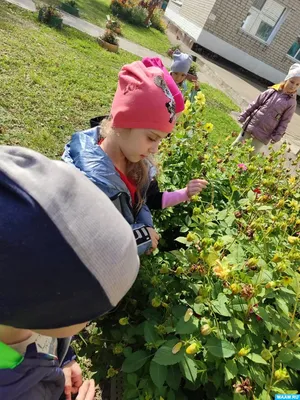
231 130 249 147
250 137 266 155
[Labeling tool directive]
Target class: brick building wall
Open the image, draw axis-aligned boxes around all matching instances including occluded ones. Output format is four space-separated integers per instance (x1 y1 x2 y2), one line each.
202 0 300 75
180 0 217 28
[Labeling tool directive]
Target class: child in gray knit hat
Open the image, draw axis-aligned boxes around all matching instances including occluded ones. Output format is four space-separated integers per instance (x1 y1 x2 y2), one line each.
170 50 201 102
0 146 139 400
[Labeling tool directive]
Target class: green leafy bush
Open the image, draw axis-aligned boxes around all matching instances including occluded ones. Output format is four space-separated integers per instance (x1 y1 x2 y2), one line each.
111 0 147 27
188 61 199 77
129 5 148 26
150 8 166 32
76 93 300 399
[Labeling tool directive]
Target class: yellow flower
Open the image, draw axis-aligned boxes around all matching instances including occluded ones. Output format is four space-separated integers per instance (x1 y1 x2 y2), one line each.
119 317 129 326
213 259 230 280
274 368 289 381
107 366 119 378
195 92 206 103
203 123 214 132
289 200 299 211
281 276 293 287
238 347 251 357
186 343 199 355
289 176 296 185
288 236 299 245
183 100 191 115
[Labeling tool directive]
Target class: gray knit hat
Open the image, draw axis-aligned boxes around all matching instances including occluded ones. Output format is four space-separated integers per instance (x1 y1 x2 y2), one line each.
171 50 193 75
0 146 139 330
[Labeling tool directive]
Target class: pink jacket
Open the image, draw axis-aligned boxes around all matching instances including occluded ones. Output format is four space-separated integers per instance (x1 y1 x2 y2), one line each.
239 87 297 144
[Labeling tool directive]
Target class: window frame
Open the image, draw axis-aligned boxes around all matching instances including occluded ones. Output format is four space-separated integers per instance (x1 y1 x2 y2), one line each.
241 0 287 45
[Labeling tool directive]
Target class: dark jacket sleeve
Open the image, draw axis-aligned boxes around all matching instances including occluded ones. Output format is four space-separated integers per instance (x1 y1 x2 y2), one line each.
146 179 163 210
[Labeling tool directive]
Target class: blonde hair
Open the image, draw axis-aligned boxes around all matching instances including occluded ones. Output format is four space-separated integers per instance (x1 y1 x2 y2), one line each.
101 119 151 209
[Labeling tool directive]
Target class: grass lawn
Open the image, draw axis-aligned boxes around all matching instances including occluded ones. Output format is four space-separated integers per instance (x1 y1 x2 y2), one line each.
37 0 172 55
0 1 138 158
200 83 241 144
0 1 240 161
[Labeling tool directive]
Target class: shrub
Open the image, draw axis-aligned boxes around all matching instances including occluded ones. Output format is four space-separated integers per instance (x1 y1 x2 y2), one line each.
76 91 300 399
38 5 63 28
60 1 79 16
188 61 199 77
150 8 166 32
129 5 148 26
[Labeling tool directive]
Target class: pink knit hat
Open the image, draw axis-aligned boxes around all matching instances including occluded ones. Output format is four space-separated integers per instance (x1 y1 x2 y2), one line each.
142 57 185 113
111 61 176 133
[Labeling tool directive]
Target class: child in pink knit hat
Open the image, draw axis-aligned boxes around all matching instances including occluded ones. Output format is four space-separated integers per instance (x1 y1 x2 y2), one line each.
63 61 207 255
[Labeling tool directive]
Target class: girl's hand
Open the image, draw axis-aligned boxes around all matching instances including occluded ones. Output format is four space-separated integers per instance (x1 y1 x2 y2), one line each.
75 379 95 400
192 79 200 91
147 228 160 252
187 179 208 198
63 361 83 400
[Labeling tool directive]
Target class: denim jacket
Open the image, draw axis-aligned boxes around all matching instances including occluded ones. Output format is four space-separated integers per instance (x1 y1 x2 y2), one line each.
62 127 153 255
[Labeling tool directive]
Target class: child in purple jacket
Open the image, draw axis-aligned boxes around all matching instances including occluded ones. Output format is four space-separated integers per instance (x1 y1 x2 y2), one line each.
232 63 300 154
0 146 139 400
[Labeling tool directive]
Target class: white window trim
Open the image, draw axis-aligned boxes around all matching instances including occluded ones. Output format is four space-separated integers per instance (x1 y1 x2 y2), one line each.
241 4 288 45
239 28 270 46
171 0 182 6
286 54 300 63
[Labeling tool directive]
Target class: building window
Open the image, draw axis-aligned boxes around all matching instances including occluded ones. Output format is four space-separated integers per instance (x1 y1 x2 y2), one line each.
288 38 300 61
242 0 286 43
252 0 266 10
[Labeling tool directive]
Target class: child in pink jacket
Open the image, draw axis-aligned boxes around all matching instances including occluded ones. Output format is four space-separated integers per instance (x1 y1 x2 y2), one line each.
232 63 299 153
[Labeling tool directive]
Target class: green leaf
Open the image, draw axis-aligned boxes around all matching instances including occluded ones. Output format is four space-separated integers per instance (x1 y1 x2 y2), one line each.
231 298 248 312
175 237 189 245
180 354 198 383
127 373 137 386
175 316 199 334
125 388 139 398
277 348 294 363
224 359 238 382
227 318 245 339
225 214 235 227
180 225 189 233
149 361 167 388
246 353 268 365
193 302 205 314
153 340 184 366
247 190 255 202
172 305 187 318
217 210 227 220
211 294 231 317
144 321 160 344
206 337 236 358
122 351 149 373
283 354 300 370
257 205 273 211
226 244 245 263
166 365 182 390
167 390 176 400
276 297 289 316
